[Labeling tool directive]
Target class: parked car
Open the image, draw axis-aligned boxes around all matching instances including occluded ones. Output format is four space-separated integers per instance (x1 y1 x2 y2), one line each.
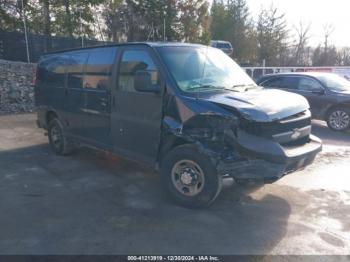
257 72 350 131
210 40 233 56
35 43 322 208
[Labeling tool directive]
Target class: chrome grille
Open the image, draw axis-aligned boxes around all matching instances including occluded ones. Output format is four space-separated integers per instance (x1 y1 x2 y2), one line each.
240 110 312 144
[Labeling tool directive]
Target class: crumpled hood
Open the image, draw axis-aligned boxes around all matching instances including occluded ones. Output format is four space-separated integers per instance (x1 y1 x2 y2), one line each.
205 88 310 122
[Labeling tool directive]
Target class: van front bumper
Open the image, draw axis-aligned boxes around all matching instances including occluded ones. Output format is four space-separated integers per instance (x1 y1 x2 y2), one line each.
218 131 322 183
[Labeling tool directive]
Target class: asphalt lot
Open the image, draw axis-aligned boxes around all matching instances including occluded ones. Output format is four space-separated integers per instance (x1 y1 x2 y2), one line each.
0 113 349 255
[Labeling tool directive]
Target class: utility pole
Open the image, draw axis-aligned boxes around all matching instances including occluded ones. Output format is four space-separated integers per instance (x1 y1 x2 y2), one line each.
262 59 266 75
79 1 84 47
21 0 30 63
163 17 166 42
163 9 166 42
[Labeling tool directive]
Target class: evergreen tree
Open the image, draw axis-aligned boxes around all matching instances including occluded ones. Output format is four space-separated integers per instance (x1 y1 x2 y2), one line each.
103 0 210 43
226 0 251 62
256 5 289 66
0 0 22 31
178 0 210 43
51 0 105 39
104 0 179 42
209 0 255 63
210 0 226 40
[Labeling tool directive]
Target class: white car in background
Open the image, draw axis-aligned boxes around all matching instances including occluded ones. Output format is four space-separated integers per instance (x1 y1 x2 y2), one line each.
210 40 233 56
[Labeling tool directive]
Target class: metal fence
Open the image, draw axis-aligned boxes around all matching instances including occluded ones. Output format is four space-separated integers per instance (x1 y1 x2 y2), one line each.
0 30 111 63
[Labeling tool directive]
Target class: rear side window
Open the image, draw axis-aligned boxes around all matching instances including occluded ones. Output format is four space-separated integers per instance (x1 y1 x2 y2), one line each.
262 76 299 89
118 50 159 92
281 77 300 89
298 77 323 92
83 47 117 90
66 52 89 89
261 77 283 87
37 54 69 88
217 43 231 49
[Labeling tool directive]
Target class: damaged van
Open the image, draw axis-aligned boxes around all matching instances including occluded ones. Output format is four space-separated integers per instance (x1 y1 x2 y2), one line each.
35 43 322 207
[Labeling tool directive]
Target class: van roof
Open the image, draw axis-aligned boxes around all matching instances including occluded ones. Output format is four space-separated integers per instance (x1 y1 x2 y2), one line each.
46 42 206 55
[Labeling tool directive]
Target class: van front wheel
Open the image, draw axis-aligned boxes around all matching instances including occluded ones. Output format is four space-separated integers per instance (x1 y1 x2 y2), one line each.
161 145 222 208
48 118 75 155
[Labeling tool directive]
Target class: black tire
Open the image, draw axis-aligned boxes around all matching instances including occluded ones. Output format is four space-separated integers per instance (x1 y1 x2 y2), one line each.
326 107 350 131
161 144 222 208
48 118 75 155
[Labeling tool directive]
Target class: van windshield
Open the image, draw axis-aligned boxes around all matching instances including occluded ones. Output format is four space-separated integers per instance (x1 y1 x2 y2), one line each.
157 46 256 93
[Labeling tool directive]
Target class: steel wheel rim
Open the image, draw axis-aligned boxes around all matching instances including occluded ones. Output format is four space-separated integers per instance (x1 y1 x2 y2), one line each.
51 125 62 148
171 159 205 197
329 110 350 130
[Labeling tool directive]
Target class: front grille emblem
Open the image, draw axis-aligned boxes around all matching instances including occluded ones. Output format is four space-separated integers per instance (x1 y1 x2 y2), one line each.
291 128 302 140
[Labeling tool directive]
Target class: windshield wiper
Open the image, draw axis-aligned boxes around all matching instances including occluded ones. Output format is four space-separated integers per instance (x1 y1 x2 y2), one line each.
187 84 224 91
230 84 256 91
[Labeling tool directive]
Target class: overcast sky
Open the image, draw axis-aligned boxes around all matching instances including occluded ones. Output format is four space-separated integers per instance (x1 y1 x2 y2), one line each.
211 0 349 47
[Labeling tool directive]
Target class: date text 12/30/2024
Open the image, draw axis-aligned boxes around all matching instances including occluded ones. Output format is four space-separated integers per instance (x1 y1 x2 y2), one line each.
127 256 220 261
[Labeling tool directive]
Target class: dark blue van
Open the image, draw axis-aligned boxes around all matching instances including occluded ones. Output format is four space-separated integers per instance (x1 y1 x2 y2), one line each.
35 42 322 207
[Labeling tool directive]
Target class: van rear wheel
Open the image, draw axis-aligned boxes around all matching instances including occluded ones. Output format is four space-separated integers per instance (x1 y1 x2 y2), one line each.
48 118 75 155
161 145 222 208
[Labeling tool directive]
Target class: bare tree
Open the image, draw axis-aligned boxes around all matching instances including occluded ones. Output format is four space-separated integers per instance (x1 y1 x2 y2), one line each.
323 23 335 53
312 24 338 66
322 23 335 65
336 47 350 66
293 21 311 65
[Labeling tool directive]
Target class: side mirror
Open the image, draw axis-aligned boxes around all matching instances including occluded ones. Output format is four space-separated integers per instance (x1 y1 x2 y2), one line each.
134 71 160 93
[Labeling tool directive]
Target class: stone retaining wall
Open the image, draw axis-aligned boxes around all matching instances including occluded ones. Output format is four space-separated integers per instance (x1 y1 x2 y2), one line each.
0 59 36 114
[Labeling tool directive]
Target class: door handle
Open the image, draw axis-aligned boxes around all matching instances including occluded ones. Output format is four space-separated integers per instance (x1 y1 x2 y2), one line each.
100 98 108 107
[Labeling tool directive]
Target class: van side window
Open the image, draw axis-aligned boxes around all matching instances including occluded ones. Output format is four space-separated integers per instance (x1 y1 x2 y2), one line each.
83 47 117 90
66 52 89 89
37 54 68 88
118 50 159 92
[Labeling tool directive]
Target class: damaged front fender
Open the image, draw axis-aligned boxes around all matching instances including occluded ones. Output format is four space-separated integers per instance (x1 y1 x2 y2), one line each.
159 95 243 167
161 113 241 168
